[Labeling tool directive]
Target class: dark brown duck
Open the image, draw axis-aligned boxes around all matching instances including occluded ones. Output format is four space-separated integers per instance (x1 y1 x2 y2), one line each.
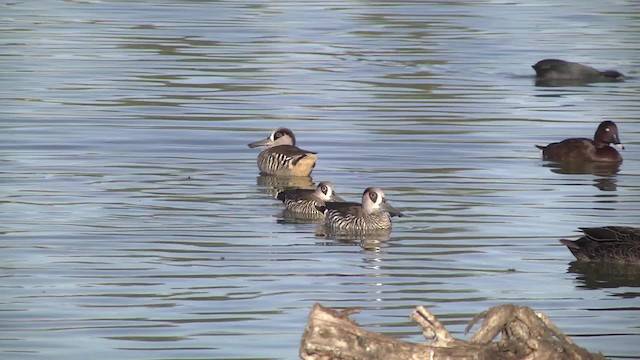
536 121 623 162
560 227 640 263
532 59 624 82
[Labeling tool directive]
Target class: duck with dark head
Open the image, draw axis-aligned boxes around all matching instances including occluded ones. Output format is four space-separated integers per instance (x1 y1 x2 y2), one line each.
536 121 624 163
532 59 624 85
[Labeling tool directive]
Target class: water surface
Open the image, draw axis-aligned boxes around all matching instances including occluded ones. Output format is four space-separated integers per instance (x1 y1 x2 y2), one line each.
2 1 640 359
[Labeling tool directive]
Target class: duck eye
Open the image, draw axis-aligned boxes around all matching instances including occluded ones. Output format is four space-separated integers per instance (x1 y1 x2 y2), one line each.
274 131 284 139
321 185 328 194
369 192 378 202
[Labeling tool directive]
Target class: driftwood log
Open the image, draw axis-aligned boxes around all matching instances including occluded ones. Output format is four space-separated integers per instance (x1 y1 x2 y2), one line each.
300 303 605 360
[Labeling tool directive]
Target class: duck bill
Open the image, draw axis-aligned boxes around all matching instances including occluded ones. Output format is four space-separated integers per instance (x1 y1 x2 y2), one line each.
611 134 624 150
381 201 403 217
248 137 271 148
330 192 346 202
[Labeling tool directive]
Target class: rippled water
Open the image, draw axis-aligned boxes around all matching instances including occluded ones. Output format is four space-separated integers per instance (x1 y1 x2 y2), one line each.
2 1 640 359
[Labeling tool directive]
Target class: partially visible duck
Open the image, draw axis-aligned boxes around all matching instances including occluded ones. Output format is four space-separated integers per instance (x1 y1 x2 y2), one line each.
532 59 624 83
276 181 344 218
560 226 640 263
535 121 623 162
317 187 403 232
248 128 317 176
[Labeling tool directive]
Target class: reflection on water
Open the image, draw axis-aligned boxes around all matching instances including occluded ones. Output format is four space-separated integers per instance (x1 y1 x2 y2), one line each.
256 174 315 196
544 162 621 177
316 225 392 242
534 78 626 87
256 174 316 190
315 231 391 253
543 162 621 191
568 262 640 291
592 177 618 192
278 209 324 223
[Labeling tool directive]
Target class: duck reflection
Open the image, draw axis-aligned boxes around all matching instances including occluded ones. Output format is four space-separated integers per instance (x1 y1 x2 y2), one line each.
544 161 620 176
256 174 314 197
534 79 621 87
315 225 391 252
277 209 325 224
543 162 620 191
567 261 640 292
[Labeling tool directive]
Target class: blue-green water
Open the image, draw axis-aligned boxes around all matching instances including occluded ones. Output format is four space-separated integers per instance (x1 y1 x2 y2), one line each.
2 1 639 359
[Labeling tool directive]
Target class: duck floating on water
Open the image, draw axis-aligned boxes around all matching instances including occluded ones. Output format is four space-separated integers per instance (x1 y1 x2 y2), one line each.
532 59 624 84
535 121 623 163
248 128 317 176
318 187 403 232
560 226 640 263
276 181 344 219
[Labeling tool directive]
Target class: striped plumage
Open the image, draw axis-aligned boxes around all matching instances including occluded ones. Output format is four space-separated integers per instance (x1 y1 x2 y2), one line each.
560 226 640 263
318 187 403 232
276 181 344 219
248 128 317 176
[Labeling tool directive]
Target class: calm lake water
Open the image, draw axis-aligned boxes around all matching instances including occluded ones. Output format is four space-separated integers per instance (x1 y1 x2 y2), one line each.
2 0 640 359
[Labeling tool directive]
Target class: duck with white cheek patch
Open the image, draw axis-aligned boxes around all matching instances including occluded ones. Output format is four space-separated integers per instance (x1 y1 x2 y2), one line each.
317 187 403 233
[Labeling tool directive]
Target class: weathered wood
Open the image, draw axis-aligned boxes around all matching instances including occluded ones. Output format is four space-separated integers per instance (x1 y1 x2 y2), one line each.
300 303 605 360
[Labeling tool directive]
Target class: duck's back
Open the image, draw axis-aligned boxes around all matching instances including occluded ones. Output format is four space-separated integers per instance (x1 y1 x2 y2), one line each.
537 138 595 161
257 145 317 176
321 201 363 217
320 202 391 231
582 227 640 246
277 188 322 215
560 226 640 263
537 138 621 162
533 59 601 80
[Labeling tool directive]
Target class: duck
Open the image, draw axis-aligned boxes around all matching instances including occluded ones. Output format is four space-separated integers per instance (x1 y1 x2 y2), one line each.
317 187 403 232
532 59 624 83
248 128 317 176
276 181 344 218
535 121 623 162
560 226 640 263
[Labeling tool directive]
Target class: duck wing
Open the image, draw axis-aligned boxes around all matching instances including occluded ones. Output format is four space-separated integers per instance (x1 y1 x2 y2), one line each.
272 145 316 161
316 201 363 217
276 188 315 202
580 226 640 244
538 138 594 161
560 226 640 262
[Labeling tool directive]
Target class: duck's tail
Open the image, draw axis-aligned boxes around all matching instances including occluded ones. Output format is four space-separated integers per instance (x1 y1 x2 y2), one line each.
559 239 590 262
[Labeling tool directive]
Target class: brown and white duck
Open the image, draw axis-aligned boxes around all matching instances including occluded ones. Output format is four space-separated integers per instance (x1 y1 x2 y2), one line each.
248 128 317 176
